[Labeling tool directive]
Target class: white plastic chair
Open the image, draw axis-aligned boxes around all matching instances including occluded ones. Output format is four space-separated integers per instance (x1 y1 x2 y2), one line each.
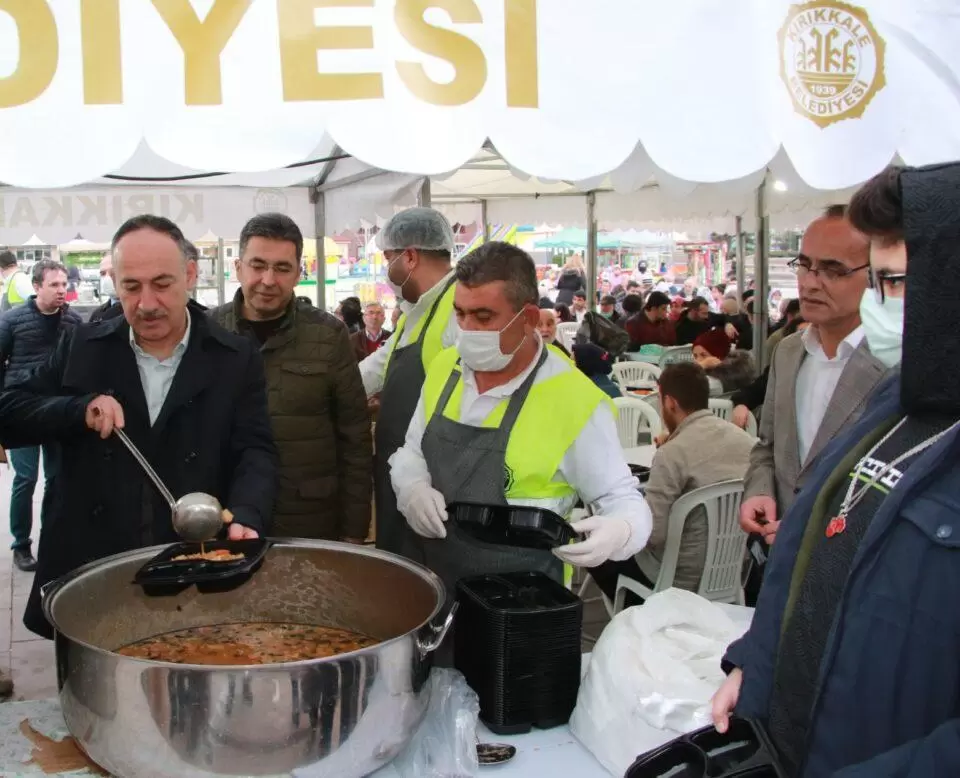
612 362 661 392
708 398 734 421
613 479 748 612
743 411 758 438
556 321 579 351
659 345 694 366
613 396 662 447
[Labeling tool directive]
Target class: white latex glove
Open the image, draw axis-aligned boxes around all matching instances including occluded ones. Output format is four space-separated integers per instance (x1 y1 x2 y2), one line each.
553 516 632 567
397 482 448 539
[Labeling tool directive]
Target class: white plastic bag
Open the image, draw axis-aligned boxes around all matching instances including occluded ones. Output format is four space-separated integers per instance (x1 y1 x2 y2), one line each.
569 589 745 776
375 667 480 778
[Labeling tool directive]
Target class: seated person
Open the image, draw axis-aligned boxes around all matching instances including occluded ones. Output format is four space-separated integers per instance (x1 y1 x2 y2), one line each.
675 296 725 345
598 294 624 325
624 291 676 349
588 363 756 601
693 329 755 393
720 297 754 351
537 307 571 357
730 316 809 428
554 302 575 324
573 342 621 399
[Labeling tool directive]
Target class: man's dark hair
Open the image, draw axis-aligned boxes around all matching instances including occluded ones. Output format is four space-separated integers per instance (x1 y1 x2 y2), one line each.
823 203 848 219
239 212 304 262
621 293 644 315
745 298 755 315
644 291 670 310
111 215 193 262
713 283 726 295
848 165 904 244
784 297 801 317
184 241 199 262
573 289 587 301
340 296 363 329
455 241 538 310
600 294 616 306
554 303 573 322
658 363 709 413
686 295 709 310
626 280 640 290
31 260 67 286
0 251 17 270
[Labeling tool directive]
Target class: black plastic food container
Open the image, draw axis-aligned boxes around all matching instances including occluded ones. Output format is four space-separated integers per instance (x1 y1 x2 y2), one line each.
133 539 270 596
448 502 581 549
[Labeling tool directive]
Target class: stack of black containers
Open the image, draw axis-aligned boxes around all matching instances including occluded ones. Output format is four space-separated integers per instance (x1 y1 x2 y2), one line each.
454 571 583 735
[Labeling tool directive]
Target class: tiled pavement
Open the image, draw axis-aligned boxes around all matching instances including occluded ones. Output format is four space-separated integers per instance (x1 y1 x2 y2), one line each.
0 461 57 702
0 460 612 703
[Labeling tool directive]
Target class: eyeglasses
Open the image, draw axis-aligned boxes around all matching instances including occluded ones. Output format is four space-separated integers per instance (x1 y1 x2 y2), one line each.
787 255 869 282
869 267 907 303
242 259 297 277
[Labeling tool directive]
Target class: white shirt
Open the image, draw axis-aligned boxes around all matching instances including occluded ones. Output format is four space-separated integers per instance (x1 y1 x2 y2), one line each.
795 324 865 463
129 314 192 425
359 270 458 396
389 342 653 557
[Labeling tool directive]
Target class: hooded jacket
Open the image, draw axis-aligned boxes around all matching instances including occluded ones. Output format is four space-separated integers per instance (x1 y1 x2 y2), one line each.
724 162 960 777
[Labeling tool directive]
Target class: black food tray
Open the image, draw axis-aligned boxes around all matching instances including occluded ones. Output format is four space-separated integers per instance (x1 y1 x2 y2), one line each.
134 539 270 596
624 717 785 778
448 502 581 550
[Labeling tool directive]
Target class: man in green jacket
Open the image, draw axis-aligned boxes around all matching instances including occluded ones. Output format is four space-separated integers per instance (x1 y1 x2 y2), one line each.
211 214 372 541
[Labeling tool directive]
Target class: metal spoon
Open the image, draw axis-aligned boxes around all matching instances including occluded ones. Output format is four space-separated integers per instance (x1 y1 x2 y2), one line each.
112 428 224 543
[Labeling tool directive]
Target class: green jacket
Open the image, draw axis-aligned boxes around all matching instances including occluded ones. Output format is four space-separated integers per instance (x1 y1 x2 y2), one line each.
211 292 372 540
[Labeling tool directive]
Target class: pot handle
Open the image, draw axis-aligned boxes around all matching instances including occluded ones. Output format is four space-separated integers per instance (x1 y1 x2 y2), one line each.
417 601 458 655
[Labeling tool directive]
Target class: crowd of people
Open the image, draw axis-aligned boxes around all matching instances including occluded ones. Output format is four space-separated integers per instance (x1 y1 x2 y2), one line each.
0 159 955 776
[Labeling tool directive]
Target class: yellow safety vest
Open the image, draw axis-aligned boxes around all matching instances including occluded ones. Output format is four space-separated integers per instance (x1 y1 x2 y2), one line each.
4 271 26 307
422 346 615 501
383 281 457 378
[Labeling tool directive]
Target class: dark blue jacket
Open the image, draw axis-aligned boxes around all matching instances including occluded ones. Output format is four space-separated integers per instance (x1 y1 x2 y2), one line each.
725 374 960 777
0 297 81 388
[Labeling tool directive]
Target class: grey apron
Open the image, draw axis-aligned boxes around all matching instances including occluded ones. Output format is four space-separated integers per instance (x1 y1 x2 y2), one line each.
420 349 563 664
374 279 455 562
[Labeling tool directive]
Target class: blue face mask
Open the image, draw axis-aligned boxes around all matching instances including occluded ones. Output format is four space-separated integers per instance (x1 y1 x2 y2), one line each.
859 289 903 368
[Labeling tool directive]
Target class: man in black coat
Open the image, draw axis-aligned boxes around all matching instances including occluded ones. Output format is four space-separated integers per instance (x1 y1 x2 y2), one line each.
0 215 279 639
0 260 81 573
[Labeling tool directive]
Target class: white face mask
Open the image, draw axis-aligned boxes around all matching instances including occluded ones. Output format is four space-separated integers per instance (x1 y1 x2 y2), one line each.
860 289 903 368
385 251 412 302
99 274 116 300
457 309 527 372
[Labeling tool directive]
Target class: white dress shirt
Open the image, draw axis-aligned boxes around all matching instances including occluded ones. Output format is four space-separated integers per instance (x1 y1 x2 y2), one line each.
795 324 865 463
389 340 653 557
359 270 458 396
129 314 192 425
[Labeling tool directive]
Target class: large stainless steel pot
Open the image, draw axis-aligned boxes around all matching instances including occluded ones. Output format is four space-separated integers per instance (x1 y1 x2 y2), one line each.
42 540 455 778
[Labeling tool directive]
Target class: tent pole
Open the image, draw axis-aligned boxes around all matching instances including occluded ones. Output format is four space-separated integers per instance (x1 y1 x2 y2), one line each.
752 176 770 368
735 215 746 306
216 237 226 307
585 191 597 310
418 178 432 208
480 199 489 243
311 188 328 311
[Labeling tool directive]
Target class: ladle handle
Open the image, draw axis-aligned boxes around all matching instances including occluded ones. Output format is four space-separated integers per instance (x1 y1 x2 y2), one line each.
113 428 178 510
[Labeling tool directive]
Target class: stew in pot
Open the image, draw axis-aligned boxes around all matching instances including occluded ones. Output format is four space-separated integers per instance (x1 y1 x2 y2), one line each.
117 622 378 665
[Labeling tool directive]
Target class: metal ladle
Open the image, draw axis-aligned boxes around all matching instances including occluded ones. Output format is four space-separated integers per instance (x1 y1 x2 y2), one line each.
113 428 225 543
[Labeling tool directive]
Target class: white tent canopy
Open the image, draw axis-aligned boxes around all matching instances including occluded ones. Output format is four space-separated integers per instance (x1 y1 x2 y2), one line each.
0 0 956 192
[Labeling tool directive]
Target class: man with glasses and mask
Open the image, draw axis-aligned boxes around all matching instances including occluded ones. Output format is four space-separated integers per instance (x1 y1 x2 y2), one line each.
389 242 652 662
358 207 459 561
739 205 888 548
212 213 371 542
713 164 960 778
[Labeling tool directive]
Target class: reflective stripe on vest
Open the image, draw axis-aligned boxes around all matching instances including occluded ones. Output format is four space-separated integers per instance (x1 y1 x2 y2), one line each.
422 346 615 500
383 281 457 378
5 271 25 305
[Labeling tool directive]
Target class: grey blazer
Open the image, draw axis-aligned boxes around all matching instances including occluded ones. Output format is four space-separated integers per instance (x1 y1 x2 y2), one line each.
743 331 887 516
